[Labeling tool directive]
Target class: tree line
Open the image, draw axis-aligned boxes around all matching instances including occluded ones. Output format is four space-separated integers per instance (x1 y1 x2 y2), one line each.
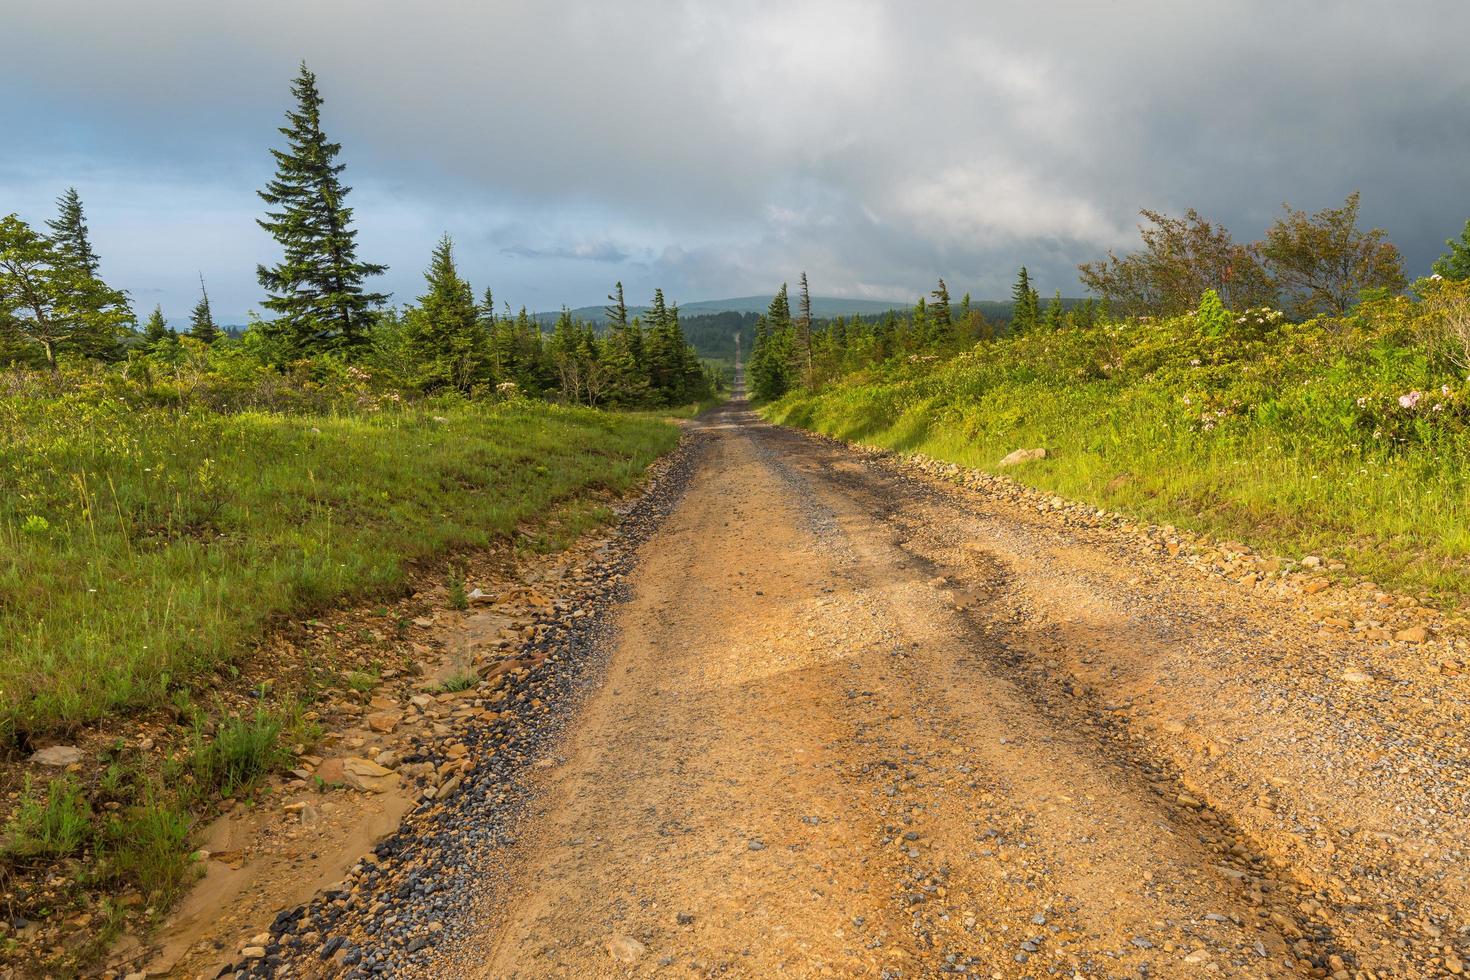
749 195 1470 402
0 63 714 408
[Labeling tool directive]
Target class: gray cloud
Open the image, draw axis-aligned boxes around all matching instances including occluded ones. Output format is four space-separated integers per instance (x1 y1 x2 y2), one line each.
3 0 1468 322
501 241 633 263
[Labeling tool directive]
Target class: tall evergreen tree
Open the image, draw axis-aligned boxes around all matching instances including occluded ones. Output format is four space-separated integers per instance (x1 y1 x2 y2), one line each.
47 187 100 275
256 62 387 357
1011 267 1040 333
768 283 792 330
188 274 221 345
0 213 132 368
930 278 953 344
604 281 629 332
796 271 814 384
403 235 485 392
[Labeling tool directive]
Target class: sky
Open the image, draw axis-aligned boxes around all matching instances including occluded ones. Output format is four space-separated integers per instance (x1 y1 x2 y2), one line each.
3 0 1469 324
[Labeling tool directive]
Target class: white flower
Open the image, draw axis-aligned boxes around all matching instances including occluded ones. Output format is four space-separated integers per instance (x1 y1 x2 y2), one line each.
1398 390 1422 409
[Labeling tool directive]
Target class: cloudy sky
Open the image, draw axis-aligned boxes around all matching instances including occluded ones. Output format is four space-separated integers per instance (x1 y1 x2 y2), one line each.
3 0 1468 323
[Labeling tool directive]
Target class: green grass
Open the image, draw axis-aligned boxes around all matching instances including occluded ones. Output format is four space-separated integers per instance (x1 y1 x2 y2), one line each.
188 705 288 798
4 776 91 858
434 670 479 694
0 392 678 735
767 306 1470 606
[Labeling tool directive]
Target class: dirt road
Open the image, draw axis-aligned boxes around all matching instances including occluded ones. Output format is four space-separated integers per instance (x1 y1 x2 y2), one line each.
420 401 1468 979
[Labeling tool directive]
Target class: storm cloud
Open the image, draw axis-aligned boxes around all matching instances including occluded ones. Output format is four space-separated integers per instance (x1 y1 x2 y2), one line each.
3 0 1468 322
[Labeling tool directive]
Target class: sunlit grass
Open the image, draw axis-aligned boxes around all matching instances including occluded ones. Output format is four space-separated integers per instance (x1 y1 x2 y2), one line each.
767 315 1470 605
0 394 677 735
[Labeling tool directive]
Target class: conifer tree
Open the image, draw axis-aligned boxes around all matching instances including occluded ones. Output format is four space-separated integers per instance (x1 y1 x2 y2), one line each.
0 213 132 368
796 271 814 384
1011 267 1040 333
604 281 629 332
768 283 792 331
875 310 898 360
189 275 221 344
930 279 953 344
911 296 928 347
1044 290 1064 330
143 304 170 346
257 63 387 357
404 235 485 392
47 187 100 275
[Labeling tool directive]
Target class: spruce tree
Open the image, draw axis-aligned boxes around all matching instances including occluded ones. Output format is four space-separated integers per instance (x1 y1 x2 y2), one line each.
47 187 100 275
0 213 132 368
604 281 629 332
1045 290 1065 330
257 62 387 357
189 275 221 344
797 271 814 384
404 235 484 392
1011 267 1040 333
930 279 953 344
144 304 170 346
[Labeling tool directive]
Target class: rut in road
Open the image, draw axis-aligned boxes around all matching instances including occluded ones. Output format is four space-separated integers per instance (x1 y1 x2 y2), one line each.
424 401 1467 979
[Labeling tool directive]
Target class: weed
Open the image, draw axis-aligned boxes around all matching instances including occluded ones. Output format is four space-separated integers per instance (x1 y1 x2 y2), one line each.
4 776 91 858
435 671 478 693
447 573 469 610
343 668 379 693
189 706 287 798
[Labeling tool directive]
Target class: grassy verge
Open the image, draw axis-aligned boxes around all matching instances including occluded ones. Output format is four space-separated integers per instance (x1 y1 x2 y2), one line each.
0 393 678 736
765 308 1470 606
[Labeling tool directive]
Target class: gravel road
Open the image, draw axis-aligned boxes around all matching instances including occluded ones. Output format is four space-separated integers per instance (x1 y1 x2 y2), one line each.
257 399 1468 979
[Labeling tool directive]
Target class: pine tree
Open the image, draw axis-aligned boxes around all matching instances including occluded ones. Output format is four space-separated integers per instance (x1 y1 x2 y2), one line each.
403 235 485 392
47 187 100 275
257 62 387 357
1011 267 1040 333
768 283 792 330
1044 290 1064 330
796 271 814 384
930 279 953 345
188 275 221 344
911 296 928 347
1435 218 1470 280
143 304 170 346
604 281 629 332
0 214 132 368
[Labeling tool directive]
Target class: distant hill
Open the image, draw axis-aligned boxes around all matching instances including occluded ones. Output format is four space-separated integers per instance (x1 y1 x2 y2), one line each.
535 295 913 326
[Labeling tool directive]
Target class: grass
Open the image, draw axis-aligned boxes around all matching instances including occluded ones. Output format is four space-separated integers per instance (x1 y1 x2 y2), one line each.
434 670 479 694
0 392 678 736
188 705 289 798
767 303 1470 607
5 776 91 858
